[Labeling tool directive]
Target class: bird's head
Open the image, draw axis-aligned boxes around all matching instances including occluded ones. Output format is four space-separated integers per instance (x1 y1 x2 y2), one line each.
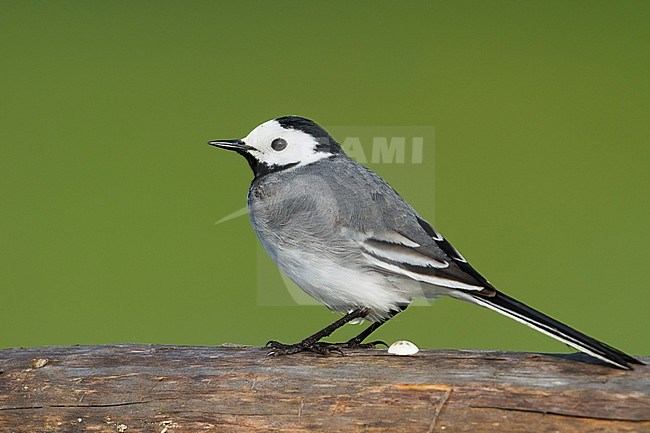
209 116 342 178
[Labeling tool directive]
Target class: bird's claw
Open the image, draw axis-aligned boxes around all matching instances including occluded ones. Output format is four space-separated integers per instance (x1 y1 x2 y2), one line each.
265 339 384 356
309 343 345 356
266 341 346 356
345 339 388 349
266 340 303 356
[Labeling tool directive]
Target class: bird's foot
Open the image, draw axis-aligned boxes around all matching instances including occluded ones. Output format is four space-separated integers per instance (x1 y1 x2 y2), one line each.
266 340 345 356
265 339 387 356
340 339 388 349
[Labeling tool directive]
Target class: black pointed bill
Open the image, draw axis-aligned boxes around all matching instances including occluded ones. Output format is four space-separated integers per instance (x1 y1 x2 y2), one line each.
208 139 254 151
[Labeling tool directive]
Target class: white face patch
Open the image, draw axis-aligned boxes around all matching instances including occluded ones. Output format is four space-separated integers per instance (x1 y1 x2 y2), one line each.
242 119 333 169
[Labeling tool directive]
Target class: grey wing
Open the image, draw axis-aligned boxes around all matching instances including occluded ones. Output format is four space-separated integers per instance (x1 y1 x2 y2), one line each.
362 215 496 294
330 158 495 294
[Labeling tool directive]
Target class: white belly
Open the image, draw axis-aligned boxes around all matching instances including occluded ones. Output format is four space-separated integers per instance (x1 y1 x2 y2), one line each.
274 246 414 321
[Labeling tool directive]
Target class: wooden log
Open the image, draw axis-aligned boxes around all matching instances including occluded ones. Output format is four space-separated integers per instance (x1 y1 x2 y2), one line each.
0 345 648 432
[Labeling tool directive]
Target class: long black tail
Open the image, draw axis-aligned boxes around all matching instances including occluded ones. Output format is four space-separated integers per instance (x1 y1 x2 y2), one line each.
461 290 643 369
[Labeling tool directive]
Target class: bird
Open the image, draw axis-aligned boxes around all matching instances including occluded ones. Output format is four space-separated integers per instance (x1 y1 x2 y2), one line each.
209 115 643 370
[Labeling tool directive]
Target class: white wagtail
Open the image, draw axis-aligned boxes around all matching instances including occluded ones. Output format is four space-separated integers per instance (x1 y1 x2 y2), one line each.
209 116 642 369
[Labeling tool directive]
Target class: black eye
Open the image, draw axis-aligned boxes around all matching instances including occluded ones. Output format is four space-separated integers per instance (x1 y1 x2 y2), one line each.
271 138 288 151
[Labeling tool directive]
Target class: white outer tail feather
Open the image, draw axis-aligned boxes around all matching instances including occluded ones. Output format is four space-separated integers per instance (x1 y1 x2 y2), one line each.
451 291 632 370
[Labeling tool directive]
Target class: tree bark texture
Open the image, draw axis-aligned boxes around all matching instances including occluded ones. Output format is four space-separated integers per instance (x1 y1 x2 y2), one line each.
0 345 648 432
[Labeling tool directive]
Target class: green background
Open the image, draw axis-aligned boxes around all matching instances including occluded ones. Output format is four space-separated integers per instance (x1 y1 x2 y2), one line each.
1 1 648 356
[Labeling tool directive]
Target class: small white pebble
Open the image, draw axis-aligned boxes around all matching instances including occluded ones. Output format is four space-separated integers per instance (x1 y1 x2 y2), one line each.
117 424 128 432
388 340 419 355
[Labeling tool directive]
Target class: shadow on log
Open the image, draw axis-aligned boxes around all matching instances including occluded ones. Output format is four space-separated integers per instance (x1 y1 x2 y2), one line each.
0 345 648 432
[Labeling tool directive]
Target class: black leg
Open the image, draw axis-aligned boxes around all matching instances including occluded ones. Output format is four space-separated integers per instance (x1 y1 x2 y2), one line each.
327 304 407 349
266 308 371 356
343 320 388 348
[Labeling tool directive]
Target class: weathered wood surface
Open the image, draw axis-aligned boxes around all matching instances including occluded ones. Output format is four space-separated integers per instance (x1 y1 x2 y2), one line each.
0 345 648 432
